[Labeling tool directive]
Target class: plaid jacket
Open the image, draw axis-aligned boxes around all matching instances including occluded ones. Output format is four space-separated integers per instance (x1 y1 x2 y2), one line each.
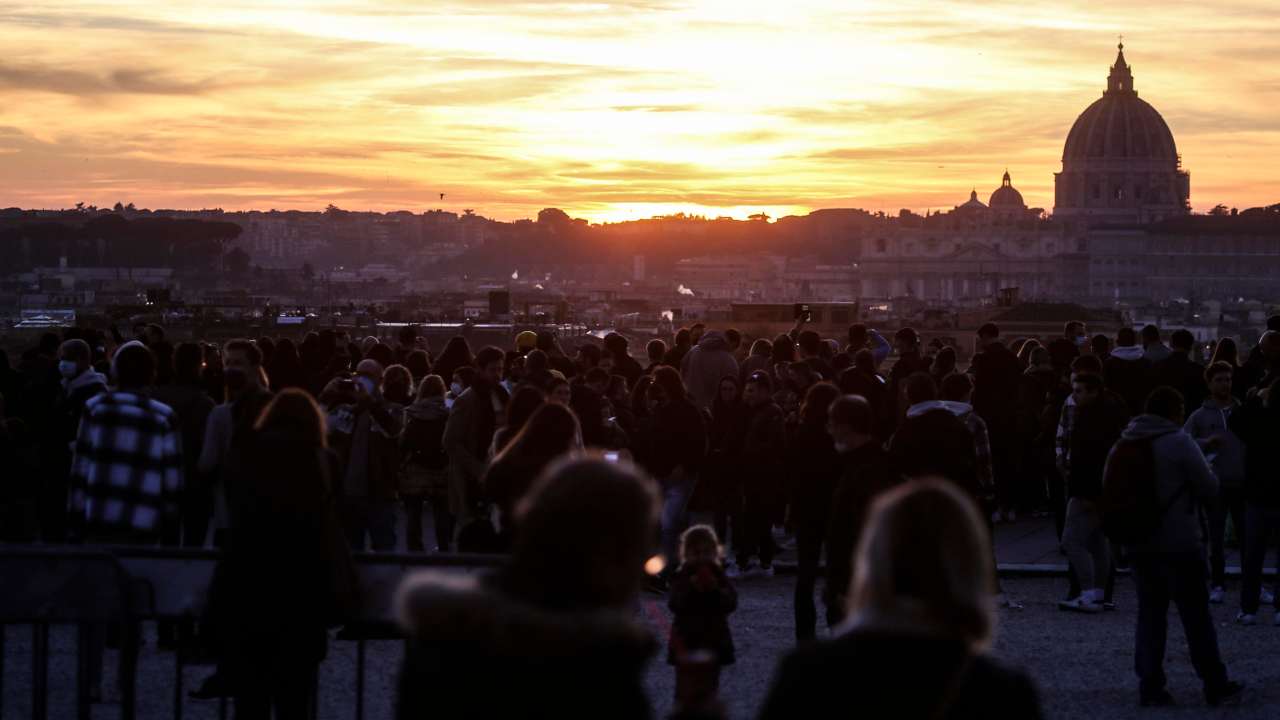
68 391 183 537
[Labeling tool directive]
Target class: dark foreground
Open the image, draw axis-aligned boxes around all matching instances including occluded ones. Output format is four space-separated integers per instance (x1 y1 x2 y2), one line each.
3 576 1279 719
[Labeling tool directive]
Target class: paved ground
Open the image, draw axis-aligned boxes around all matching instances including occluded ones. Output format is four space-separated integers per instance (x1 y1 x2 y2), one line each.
3 515 1274 719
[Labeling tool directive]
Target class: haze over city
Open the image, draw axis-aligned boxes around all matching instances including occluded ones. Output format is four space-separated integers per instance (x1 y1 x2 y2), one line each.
3 1 1279 222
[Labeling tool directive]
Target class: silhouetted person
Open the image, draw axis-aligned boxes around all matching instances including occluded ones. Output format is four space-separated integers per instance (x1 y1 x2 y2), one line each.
1104 327 1152 417
1154 329 1207 412
483 403 582 549
788 382 841 641
400 375 453 552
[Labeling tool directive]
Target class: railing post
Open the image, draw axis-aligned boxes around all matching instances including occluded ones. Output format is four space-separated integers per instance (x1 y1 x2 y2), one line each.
355 638 366 720
173 625 184 720
32 621 49 720
77 623 92 720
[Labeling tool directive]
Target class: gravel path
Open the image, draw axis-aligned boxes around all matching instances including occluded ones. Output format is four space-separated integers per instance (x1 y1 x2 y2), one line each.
4 576 1278 719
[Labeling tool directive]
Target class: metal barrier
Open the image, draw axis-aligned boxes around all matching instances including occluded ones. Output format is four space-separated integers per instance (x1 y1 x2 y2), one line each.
0 545 503 720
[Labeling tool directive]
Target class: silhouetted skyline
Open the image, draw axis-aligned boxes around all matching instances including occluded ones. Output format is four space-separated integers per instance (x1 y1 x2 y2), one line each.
2 2 1278 221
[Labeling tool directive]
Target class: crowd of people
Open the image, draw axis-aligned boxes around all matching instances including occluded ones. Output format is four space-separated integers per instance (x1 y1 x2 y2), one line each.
2 312 1279 717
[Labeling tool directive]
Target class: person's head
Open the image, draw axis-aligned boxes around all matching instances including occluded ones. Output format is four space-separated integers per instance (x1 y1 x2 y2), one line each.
1070 354 1103 377
1064 321 1086 343
1116 326 1137 348
1029 346 1051 369
800 381 841 429
690 323 706 343
847 323 868 350
535 330 560 355
1090 334 1112 357
788 361 819 393
939 372 973 404
598 353 615 376
646 338 666 364
1016 338 1042 364
398 325 418 348
606 374 629 404
112 341 156 389
1262 331 1280 365
797 330 822 359
503 351 526 386
977 322 1000 347
674 328 692 349
1169 329 1195 354
850 479 995 651
507 457 660 611
743 370 773 407
405 349 431 382
547 377 572 405
716 375 741 407
523 348 548 374
1205 361 1233 401
355 358 385 395
827 394 875 450
1145 385 1186 424
749 338 771 358
1071 372 1103 407
770 334 796 364
58 339 92 378
853 348 877 374
382 364 412 404
440 336 473 365
223 339 263 396
603 332 628 358
474 346 505 385
1141 324 1162 348
724 328 742 353
894 327 920 355
933 346 957 374
452 366 476 394
416 374 446 401
503 385 547 437
143 323 166 347
575 343 601 370
650 365 687 405
1210 337 1239 367
515 330 539 354
499 401 582 465
584 367 610 395
173 342 204 384
679 524 722 568
905 371 937 406
254 388 326 448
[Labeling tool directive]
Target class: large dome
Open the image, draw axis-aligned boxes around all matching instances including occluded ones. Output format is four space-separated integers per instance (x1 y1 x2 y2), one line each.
1062 93 1178 162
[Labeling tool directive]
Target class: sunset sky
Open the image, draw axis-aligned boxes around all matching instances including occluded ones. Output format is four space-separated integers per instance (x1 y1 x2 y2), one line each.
2 1 1278 222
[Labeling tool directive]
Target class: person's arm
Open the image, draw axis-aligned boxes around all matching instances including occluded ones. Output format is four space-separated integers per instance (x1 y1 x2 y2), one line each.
160 424 184 524
197 407 225 476
1182 409 1214 451
868 330 891 366
443 395 485 478
972 417 994 492
1181 433 1219 500
1054 403 1070 472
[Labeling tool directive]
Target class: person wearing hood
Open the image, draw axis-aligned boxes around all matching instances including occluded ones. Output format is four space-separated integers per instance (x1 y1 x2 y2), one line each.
664 328 694 375
1111 387 1242 707
396 457 659 720
443 346 509 534
1056 371 1128 613
1185 362 1246 603
1141 324 1172 364
39 339 108 541
1104 327 1154 416
838 349 891 442
681 330 740 412
888 373 987 505
845 324 892 369
400 375 453 552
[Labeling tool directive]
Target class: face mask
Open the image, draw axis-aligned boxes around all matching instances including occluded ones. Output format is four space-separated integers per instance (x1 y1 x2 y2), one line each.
833 441 850 454
451 382 463 396
58 360 79 379
224 367 248 393
355 376 376 395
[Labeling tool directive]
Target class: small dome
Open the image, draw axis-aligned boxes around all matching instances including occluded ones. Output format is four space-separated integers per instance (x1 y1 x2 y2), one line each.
959 189 987 210
989 171 1025 208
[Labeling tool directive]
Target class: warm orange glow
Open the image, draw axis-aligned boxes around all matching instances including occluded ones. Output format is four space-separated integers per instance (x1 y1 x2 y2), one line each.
2 2 1278 220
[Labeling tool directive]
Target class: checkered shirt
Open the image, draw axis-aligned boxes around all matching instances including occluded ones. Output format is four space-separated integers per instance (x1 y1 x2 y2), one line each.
68 391 183 537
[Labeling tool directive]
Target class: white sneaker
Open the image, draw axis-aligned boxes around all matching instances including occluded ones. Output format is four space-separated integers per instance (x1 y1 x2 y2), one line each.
1209 586 1226 604
1262 589 1275 605
1057 597 1103 614
1235 612 1256 626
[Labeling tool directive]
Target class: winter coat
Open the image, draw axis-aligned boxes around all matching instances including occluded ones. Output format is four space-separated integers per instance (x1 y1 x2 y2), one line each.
151 382 215 496
1104 345 1153 417
1046 336 1081 375
1153 351 1207 412
646 398 707 481
667 562 737 665
739 353 771 384
1063 392 1129 499
887 350 932 420
1230 396 1280 508
787 421 841 532
1113 414 1217 554
760 629 1042 720
399 398 450 497
442 383 508 515
397 571 655 720
1183 399 1245 489
838 368 891 439
741 401 786 489
824 443 899 609
681 332 740 412
970 342 1022 425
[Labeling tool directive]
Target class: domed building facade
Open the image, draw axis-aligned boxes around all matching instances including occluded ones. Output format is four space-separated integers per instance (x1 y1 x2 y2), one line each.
1053 44 1190 224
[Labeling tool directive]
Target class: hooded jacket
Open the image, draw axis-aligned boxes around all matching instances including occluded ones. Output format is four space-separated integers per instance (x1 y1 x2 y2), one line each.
906 401 994 493
970 342 1023 425
1184 398 1245 489
1114 414 1216 554
396 571 654 720
681 332 740 411
888 403 980 500
1103 345 1153 417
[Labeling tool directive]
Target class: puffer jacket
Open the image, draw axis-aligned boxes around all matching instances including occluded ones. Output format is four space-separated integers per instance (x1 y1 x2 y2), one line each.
1115 414 1217 554
681 332 740 412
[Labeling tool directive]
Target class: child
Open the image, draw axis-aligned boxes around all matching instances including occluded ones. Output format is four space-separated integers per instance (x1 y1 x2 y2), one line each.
668 524 738 714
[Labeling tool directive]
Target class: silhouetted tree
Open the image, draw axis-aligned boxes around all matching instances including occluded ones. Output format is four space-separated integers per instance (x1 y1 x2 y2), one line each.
302 261 315 283
225 247 251 274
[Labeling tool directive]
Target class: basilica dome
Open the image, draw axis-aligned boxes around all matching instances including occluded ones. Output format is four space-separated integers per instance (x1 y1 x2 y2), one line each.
1053 44 1189 225
989 171 1025 209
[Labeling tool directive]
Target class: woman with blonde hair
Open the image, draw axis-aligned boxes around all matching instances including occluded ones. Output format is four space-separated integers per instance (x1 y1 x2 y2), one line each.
760 479 1042 719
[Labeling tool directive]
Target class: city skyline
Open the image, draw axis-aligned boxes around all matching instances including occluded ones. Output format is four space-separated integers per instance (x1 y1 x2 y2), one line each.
2 1 1279 223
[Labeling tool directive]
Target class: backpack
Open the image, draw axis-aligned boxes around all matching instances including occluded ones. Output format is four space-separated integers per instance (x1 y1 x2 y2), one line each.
1100 438 1185 544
